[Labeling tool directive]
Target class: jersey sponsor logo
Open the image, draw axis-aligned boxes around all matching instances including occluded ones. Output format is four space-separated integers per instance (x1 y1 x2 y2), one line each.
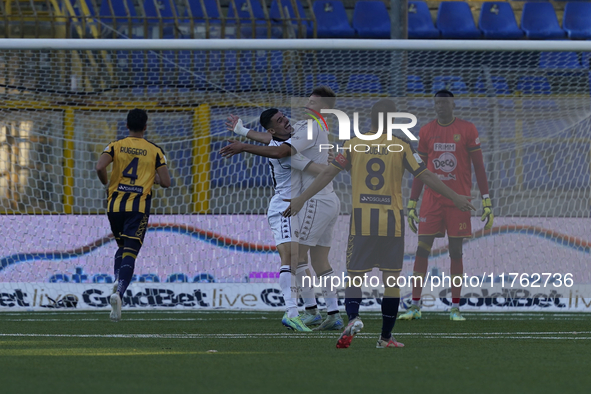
433 143 456 152
437 173 456 181
433 152 457 173
413 152 423 164
120 146 148 156
454 134 461 142
475 137 480 145
117 184 144 194
359 194 392 205
335 153 349 167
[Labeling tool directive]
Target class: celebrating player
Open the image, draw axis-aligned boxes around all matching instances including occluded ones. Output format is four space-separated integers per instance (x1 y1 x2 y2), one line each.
398 90 493 322
95 109 171 322
225 86 344 331
220 108 332 331
284 99 475 348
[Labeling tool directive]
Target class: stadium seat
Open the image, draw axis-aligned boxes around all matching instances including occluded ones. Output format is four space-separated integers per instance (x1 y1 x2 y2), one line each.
178 50 223 91
305 74 339 93
227 0 269 38
270 0 312 38
352 1 390 39
432 76 469 94
539 52 583 69
346 74 384 93
437 2 481 39
408 1 439 39
478 2 523 39
182 0 223 38
67 0 99 38
143 0 181 38
563 3 591 39
407 75 425 94
474 76 511 95
313 1 356 38
210 140 271 188
520 3 565 39
99 0 141 37
516 76 552 94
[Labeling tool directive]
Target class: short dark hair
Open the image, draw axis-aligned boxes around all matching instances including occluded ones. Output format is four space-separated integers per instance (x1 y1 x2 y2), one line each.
434 89 454 98
260 108 279 130
127 109 148 132
310 86 337 109
371 99 397 129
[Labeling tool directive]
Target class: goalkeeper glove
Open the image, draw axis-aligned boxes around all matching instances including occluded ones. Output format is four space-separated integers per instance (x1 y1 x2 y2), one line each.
481 196 494 230
233 118 250 137
407 200 419 234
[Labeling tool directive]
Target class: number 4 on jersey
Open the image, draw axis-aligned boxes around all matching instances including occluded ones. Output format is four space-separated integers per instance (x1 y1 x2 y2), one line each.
122 157 139 184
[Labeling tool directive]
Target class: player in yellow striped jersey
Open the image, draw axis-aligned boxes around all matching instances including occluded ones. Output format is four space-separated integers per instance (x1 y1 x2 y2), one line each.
96 109 171 322
284 99 474 348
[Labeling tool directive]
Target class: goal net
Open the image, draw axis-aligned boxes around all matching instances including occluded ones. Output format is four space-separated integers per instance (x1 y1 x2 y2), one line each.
0 39 589 310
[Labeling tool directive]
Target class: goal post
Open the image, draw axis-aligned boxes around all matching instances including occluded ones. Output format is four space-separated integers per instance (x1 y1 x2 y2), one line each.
0 39 590 311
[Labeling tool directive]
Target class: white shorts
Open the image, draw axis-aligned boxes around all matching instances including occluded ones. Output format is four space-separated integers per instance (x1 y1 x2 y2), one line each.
267 194 299 246
295 192 339 247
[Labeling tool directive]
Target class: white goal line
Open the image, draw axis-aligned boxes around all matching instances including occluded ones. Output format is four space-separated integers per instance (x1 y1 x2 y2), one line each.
1 39 591 52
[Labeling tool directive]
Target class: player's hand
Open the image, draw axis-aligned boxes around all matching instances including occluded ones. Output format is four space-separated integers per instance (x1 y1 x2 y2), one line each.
481 197 494 230
452 194 476 212
225 114 249 137
282 197 304 217
219 140 244 158
327 148 335 164
407 199 419 234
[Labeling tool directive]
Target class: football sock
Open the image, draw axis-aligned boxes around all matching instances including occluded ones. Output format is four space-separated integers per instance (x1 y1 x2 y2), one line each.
381 297 400 340
345 285 362 322
296 263 316 309
411 299 420 307
451 257 464 305
280 265 298 318
452 302 460 309
117 246 137 297
318 269 339 313
113 246 124 281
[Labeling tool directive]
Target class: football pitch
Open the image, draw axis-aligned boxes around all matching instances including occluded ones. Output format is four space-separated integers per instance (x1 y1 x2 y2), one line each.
1 311 590 394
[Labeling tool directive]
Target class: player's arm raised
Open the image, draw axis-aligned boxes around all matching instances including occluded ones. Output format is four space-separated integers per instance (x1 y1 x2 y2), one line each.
219 140 292 159
226 114 272 144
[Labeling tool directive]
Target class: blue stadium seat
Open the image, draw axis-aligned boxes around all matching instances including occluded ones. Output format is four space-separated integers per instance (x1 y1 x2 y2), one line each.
352 1 390 39
346 74 383 93
99 0 141 37
227 0 269 38
408 2 439 39
563 3 591 39
497 149 517 189
479 2 523 39
474 76 511 95
553 144 590 189
210 140 271 188
437 2 481 39
131 51 178 94
305 74 339 93
178 51 223 91
182 0 223 38
539 52 583 69
143 0 181 38
270 0 312 38
313 1 356 38
407 75 425 94
520 2 565 39
432 76 469 94
516 76 552 94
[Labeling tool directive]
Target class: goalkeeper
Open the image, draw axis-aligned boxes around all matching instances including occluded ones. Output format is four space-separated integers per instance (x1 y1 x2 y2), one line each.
399 90 493 322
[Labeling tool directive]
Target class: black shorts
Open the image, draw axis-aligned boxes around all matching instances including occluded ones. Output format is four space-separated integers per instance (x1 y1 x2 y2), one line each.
346 235 404 273
107 211 149 245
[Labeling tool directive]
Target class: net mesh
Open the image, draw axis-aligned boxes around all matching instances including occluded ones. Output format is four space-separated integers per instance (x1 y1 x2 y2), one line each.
0 45 589 288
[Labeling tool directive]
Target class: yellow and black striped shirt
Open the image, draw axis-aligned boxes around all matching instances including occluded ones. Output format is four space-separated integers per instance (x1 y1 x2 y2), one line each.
332 133 426 237
102 137 167 213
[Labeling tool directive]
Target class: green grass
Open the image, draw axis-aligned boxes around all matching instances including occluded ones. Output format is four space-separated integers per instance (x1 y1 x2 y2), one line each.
1 311 591 394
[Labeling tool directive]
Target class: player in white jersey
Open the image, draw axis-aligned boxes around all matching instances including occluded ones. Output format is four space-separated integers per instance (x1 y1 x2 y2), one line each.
220 108 330 331
224 87 343 331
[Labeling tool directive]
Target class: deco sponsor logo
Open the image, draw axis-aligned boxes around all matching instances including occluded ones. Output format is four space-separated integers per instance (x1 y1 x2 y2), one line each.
433 152 457 173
